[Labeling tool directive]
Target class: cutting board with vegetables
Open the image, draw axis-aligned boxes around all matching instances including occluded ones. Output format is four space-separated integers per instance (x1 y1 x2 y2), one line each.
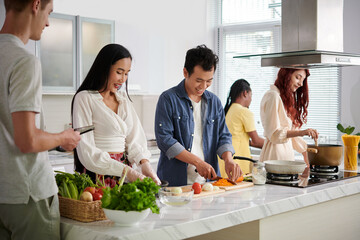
216 181 254 191
167 185 226 198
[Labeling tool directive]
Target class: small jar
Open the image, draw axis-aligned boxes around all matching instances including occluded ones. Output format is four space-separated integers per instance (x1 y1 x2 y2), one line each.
252 162 267 185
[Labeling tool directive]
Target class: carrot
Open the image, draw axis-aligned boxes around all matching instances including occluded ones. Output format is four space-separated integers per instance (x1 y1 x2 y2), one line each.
212 178 233 186
236 176 244 183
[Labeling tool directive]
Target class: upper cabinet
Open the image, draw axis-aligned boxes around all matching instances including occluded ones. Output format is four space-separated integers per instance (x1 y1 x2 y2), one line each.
37 13 114 94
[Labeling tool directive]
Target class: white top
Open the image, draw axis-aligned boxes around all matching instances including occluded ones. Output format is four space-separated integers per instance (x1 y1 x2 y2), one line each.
72 90 151 176
187 99 206 184
259 85 307 162
0 34 57 204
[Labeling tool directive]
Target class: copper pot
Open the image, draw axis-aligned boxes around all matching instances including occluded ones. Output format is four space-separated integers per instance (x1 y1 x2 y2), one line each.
307 144 343 166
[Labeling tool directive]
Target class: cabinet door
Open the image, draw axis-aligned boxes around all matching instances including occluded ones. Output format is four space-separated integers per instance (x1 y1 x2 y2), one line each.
38 13 76 93
38 13 114 93
79 17 115 84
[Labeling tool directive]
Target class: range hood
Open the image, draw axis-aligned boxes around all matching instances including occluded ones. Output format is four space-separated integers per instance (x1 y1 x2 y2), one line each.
235 0 360 69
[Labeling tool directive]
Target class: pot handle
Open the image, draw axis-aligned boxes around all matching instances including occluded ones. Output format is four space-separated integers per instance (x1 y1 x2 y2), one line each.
307 148 318 154
233 156 257 163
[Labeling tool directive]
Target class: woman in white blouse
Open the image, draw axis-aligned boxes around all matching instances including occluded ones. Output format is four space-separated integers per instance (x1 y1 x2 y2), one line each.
71 44 161 184
259 68 318 166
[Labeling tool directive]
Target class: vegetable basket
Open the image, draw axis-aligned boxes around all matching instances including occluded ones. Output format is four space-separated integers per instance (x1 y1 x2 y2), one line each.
59 196 106 222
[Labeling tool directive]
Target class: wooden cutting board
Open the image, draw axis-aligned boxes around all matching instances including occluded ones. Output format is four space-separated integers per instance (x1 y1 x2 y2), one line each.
165 186 226 198
215 181 254 191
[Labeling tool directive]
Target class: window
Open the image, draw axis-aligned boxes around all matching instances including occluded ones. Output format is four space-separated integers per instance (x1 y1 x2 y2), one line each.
37 13 114 93
216 0 341 143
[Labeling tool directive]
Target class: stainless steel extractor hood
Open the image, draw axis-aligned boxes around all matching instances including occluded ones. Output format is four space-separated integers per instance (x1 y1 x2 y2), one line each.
235 0 360 69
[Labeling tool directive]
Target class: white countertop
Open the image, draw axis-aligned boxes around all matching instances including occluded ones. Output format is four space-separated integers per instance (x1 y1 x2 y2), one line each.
61 175 360 240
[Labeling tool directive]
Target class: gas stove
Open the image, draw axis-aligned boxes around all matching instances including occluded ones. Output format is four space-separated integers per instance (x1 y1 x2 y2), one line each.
266 166 360 188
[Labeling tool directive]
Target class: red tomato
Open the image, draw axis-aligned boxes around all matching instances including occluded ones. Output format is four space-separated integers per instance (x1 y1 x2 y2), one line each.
84 187 96 195
96 186 106 195
192 182 202 194
93 192 103 201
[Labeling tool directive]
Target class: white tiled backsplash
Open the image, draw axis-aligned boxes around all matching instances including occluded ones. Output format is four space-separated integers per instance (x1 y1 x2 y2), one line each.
42 94 159 140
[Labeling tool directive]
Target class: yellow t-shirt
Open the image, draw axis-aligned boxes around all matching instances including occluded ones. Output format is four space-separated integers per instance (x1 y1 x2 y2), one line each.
219 103 256 176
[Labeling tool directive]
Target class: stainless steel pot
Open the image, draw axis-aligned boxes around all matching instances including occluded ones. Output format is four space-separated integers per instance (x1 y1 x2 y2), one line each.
307 144 343 166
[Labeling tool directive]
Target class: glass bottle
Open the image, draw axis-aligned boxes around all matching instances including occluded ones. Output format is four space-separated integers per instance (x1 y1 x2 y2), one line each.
252 162 267 185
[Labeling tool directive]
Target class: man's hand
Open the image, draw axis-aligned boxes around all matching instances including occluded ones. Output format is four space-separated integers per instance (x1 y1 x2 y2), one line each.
222 151 242 182
195 161 217 180
60 128 81 151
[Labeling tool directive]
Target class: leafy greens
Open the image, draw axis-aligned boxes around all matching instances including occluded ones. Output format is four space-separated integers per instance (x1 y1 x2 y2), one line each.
101 177 160 214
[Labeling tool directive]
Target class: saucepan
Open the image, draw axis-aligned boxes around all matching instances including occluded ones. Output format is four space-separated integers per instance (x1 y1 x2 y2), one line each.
306 144 343 166
233 156 307 174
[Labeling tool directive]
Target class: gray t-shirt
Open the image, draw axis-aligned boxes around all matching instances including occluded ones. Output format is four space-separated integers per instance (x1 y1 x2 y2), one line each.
0 34 57 204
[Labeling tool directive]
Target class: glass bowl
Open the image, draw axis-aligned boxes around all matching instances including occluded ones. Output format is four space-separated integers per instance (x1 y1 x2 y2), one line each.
103 208 150 226
158 187 194 207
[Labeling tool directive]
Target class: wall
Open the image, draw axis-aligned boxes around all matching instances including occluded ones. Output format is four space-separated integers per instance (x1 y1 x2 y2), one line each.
2 0 359 135
342 0 360 132
0 0 214 134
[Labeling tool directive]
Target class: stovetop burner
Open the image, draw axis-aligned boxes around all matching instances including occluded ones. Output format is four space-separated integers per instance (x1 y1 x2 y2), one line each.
266 173 300 185
310 165 339 174
266 170 360 188
267 172 299 181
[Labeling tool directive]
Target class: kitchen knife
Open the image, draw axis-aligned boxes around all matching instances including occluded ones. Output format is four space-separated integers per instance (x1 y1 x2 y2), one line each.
74 125 95 135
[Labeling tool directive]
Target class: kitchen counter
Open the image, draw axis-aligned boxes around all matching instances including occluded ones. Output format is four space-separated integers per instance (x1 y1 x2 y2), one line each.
61 175 360 240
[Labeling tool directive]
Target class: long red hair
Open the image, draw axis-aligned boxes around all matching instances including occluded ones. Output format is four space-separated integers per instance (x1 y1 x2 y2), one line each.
274 68 310 128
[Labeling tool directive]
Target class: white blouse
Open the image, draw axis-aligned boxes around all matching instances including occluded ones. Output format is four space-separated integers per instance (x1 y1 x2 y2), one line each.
259 85 307 162
72 90 151 176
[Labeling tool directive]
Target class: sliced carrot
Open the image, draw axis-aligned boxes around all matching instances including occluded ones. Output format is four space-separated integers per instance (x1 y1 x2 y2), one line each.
236 176 244 183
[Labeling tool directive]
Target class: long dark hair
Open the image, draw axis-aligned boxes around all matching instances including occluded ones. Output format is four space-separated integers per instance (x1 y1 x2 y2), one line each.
274 68 310 128
224 79 251 115
71 43 132 173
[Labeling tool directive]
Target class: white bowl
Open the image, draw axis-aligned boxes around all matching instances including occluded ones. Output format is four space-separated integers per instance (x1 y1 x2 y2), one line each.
158 188 194 207
103 208 150 226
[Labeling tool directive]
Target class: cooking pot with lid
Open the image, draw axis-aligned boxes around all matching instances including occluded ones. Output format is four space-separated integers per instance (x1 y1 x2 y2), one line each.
307 144 343 166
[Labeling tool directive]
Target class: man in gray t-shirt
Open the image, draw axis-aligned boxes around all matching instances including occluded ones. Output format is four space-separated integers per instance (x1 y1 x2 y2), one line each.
0 0 81 239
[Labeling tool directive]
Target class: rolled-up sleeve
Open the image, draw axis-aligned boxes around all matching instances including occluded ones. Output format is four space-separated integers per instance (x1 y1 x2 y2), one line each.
123 99 151 165
261 91 289 144
292 136 307 153
155 93 185 159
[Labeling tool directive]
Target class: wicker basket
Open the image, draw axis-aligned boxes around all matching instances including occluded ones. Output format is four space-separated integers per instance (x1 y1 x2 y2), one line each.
59 196 107 222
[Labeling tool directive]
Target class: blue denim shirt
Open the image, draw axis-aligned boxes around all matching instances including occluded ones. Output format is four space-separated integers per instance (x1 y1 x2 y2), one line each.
155 80 234 186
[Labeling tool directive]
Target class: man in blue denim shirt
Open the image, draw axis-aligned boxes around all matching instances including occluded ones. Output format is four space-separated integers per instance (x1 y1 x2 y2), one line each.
155 45 242 186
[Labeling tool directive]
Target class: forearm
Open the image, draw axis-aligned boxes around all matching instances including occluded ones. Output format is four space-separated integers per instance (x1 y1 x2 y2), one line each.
12 111 64 153
286 129 305 138
28 129 65 152
248 131 264 148
175 150 203 167
221 151 233 162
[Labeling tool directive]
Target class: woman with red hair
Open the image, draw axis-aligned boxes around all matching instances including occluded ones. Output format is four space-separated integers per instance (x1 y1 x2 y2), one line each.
259 68 318 166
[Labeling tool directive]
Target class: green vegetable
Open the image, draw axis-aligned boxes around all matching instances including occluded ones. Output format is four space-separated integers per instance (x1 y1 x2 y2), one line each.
101 177 160 214
68 182 79 200
55 171 96 200
62 181 72 199
337 123 360 148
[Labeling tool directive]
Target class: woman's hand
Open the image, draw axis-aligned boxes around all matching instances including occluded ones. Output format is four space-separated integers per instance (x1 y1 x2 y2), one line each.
140 160 161 185
125 166 146 182
303 128 319 141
